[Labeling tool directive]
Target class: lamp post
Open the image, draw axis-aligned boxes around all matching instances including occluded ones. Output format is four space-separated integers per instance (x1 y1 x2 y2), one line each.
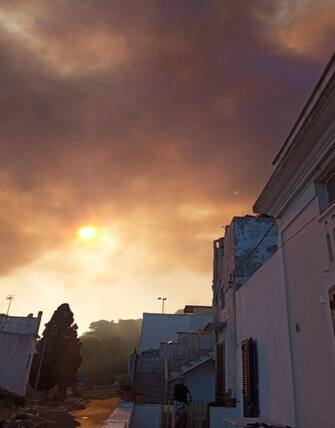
157 297 167 314
5 295 14 316
0 295 14 331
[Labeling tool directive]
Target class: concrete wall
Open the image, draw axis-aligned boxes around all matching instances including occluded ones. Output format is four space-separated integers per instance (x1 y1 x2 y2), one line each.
214 216 278 398
280 182 335 428
233 216 278 289
139 313 211 351
209 407 240 428
236 250 295 426
170 362 215 405
0 332 36 395
185 362 215 404
0 314 41 335
102 402 134 428
131 404 161 428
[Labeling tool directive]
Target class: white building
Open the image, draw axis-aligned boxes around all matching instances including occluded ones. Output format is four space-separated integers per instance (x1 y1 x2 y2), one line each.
130 309 214 405
139 311 212 352
0 312 42 395
211 216 280 425
252 53 335 428
211 53 335 428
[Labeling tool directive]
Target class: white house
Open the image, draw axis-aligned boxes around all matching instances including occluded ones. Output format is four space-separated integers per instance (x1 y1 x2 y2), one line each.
0 312 42 395
210 216 281 425
211 53 335 428
139 311 212 352
252 52 335 428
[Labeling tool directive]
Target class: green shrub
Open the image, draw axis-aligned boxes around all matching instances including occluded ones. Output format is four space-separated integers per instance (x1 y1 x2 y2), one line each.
0 387 25 408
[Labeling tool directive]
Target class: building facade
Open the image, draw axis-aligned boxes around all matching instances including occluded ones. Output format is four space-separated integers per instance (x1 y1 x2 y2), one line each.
253 53 335 428
0 312 42 395
130 310 215 406
212 53 335 428
212 215 278 404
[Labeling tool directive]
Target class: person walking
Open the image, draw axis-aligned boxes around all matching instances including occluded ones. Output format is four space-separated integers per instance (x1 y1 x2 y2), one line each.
173 377 192 428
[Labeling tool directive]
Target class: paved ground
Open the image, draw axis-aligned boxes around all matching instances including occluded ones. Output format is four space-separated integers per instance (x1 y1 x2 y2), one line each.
71 397 119 427
37 388 119 427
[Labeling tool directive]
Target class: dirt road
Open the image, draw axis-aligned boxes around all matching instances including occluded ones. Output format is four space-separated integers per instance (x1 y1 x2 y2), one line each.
38 389 119 427
71 397 119 427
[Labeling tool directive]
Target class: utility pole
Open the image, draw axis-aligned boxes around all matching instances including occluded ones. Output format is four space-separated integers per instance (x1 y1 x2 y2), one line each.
157 297 167 314
31 337 47 410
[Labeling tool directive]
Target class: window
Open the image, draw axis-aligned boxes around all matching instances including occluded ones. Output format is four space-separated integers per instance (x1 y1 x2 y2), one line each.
329 285 335 336
242 338 259 418
216 341 225 402
326 173 335 207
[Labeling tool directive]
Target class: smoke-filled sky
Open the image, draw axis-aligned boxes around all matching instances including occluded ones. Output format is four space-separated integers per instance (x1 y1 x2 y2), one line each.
0 0 334 332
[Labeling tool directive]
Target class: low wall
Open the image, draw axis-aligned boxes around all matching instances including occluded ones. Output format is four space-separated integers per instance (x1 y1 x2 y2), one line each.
102 402 134 428
131 404 161 428
209 407 240 428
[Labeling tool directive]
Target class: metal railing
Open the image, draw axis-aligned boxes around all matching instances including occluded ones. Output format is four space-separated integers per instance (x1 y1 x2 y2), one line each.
163 332 214 371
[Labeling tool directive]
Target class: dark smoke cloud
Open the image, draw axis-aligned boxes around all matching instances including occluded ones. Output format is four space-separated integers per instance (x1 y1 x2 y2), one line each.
0 0 333 276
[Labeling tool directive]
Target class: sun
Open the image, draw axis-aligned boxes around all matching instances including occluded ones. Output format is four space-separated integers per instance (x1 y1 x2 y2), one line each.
77 226 97 241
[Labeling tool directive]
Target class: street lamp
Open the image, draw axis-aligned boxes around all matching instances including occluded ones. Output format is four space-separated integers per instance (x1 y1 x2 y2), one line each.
0 295 14 331
157 297 167 314
5 295 14 316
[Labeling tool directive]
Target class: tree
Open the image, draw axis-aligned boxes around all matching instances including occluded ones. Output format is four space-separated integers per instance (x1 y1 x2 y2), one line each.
80 319 142 385
30 303 81 399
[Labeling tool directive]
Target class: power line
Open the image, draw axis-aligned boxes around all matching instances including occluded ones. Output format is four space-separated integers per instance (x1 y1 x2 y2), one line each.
234 221 276 273
214 211 321 297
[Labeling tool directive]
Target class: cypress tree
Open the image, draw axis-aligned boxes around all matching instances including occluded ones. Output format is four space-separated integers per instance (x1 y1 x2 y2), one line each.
30 303 81 400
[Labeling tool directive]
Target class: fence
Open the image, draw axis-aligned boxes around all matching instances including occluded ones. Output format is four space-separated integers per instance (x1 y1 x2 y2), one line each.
162 402 208 428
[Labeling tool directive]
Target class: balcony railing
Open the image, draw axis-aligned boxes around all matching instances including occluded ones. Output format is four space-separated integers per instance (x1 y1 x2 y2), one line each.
162 331 214 372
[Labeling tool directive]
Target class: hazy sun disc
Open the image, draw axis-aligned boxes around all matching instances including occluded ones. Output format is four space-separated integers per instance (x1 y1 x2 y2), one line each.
77 226 97 240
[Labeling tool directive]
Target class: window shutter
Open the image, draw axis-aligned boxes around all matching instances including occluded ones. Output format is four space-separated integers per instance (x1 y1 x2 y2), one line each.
216 341 225 401
242 338 259 417
329 285 335 335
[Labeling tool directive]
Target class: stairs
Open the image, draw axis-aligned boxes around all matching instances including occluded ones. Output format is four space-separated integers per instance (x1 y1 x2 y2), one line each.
131 352 165 404
133 372 165 403
130 331 214 404
169 350 214 380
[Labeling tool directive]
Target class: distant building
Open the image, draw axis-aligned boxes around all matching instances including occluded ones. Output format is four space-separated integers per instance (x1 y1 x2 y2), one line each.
130 310 214 405
0 312 42 395
139 312 211 352
183 305 212 316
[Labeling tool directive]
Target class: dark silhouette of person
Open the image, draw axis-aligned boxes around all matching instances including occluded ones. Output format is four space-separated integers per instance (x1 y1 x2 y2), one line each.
173 377 191 428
